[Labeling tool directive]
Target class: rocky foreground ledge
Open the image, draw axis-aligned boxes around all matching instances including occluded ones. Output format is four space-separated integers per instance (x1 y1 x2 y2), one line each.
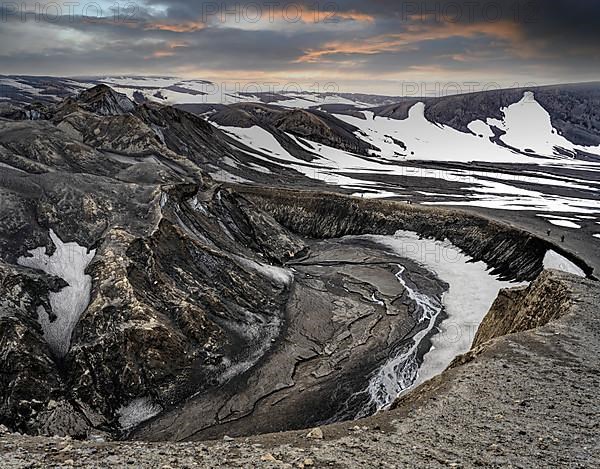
1 270 598 468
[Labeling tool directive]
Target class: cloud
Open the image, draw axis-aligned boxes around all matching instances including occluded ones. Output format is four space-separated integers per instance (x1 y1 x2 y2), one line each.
0 0 599 93
296 20 523 63
145 20 206 32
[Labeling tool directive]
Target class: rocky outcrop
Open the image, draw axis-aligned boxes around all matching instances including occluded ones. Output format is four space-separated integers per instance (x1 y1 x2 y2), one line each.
56 85 135 117
472 269 574 347
0 261 66 434
0 180 306 437
65 188 305 433
240 188 594 282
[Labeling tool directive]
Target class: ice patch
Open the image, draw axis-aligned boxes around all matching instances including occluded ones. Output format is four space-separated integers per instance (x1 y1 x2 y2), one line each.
117 397 162 431
359 231 520 409
188 195 208 215
467 119 495 139
350 190 400 199
543 250 586 277
17 230 96 357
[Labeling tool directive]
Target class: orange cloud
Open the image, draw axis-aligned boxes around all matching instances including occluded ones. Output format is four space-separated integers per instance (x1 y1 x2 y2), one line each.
145 20 205 33
297 21 524 63
316 10 375 23
146 41 189 60
151 50 175 58
237 6 374 25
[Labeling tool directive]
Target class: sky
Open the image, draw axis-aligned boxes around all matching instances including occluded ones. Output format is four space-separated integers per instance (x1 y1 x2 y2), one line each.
0 0 599 95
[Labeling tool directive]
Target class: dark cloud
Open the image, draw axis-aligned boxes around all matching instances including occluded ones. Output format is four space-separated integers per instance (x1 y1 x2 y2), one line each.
0 0 598 92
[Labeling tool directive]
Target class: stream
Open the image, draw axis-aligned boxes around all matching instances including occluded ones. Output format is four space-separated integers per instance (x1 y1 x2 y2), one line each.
350 231 523 417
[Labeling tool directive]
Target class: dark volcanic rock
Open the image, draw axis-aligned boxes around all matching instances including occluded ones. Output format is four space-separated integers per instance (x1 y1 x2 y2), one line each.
472 269 573 347
61 85 136 117
0 261 71 435
131 237 447 442
0 86 307 438
240 187 594 282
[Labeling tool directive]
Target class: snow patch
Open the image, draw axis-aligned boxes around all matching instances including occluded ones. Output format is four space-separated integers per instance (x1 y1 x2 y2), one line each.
543 250 586 277
220 122 600 215
17 230 96 357
334 102 541 164
467 119 495 139
371 292 385 306
547 219 581 229
188 195 208 215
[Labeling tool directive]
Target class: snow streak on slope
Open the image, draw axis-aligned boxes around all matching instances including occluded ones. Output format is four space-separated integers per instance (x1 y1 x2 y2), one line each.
220 123 600 214
234 255 294 286
335 94 600 163
17 230 96 357
546 219 582 228
487 92 600 157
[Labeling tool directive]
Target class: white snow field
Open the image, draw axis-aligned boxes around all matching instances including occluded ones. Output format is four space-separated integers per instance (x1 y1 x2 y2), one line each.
334 93 600 163
220 121 600 214
206 89 600 219
79 76 373 108
17 230 96 357
337 106 533 164
487 92 600 158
